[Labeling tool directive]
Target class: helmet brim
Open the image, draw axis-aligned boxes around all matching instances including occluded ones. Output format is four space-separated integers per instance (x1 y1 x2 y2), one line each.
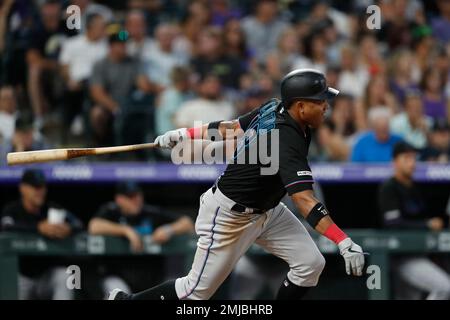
308 87 340 100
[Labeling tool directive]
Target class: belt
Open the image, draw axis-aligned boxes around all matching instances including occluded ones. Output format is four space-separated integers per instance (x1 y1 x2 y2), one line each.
212 185 265 214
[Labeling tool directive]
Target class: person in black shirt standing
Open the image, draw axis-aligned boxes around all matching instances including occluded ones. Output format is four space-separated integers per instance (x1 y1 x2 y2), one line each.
88 180 194 296
109 69 366 300
378 142 450 299
1 168 83 299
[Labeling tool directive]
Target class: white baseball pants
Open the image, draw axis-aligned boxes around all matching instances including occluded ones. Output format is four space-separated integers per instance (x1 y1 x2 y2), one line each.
175 186 325 300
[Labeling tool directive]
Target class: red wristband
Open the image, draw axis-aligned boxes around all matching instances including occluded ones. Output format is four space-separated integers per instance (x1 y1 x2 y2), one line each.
186 127 201 139
323 223 347 244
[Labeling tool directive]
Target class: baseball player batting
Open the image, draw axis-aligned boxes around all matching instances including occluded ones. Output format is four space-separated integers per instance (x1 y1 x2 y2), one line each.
108 69 366 300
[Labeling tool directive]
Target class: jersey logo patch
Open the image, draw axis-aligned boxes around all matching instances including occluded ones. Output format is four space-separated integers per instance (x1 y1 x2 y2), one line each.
297 171 312 176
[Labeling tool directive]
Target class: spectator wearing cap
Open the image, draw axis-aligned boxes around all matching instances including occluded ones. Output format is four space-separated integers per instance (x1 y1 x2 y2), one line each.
89 30 141 145
0 113 51 165
390 90 432 149
174 74 235 128
351 107 403 162
378 142 450 300
420 118 450 162
59 13 107 133
88 180 194 296
0 168 83 299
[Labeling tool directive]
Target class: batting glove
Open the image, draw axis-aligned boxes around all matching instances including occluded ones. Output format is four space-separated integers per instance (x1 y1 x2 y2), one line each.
338 238 365 276
154 128 189 149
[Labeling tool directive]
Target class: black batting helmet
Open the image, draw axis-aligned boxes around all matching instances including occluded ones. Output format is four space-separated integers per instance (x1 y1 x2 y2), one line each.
280 69 339 107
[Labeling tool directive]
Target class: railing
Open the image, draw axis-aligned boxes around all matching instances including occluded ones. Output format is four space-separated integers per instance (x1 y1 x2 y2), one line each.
1 230 450 299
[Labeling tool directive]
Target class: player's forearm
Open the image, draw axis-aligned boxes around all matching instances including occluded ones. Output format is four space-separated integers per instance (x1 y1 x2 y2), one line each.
292 190 348 244
88 218 129 237
186 120 242 141
169 216 194 235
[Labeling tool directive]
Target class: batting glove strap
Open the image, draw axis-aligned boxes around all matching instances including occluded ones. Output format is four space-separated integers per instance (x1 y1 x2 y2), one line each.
338 238 365 277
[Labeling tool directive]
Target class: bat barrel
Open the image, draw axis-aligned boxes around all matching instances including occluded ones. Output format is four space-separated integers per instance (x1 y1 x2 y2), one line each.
7 149 70 165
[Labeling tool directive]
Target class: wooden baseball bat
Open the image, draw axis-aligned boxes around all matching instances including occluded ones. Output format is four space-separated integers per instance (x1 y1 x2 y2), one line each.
7 143 158 165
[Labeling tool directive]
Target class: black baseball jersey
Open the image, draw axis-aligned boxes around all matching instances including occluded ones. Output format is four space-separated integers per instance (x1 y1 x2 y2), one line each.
218 98 314 210
94 202 181 235
378 177 429 229
1 200 83 232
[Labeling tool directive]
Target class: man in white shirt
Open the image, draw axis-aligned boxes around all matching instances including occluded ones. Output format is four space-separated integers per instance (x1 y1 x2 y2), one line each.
59 13 107 133
125 10 154 60
141 23 188 88
59 14 107 85
174 74 235 128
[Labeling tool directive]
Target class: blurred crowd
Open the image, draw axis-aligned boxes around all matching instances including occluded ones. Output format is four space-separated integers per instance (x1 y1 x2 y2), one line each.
0 0 449 163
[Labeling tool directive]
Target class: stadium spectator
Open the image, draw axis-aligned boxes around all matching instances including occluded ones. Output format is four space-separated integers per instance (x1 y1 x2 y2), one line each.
222 18 254 72
174 74 235 127
89 31 140 145
27 0 76 129
294 32 327 74
420 67 450 122
378 142 450 300
237 85 272 116
210 0 242 27
315 93 357 161
174 0 211 58
377 0 420 50
351 107 403 162
140 23 189 88
155 66 194 137
337 43 369 98
388 49 419 104
266 28 303 84
420 118 450 162
0 0 36 88
329 93 357 142
59 13 107 134
190 26 244 90
0 86 17 141
316 120 350 162
70 0 113 32
0 113 51 165
431 0 450 44
125 10 154 60
390 90 432 149
0 0 14 55
0 168 83 300
355 74 398 131
357 33 385 77
241 0 288 64
410 25 435 81
88 180 194 296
